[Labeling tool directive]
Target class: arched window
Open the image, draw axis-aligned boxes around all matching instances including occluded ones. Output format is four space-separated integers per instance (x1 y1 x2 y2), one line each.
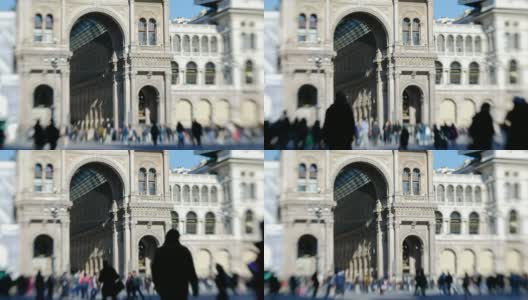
148 168 156 195
505 182 512 199
192 186 200 203
402 18 411 45
469 212 479 234
250 33 257 49
514 183 520 200
34 14 43 42
173 35 181 52
308 14 318 42
509 60 519 84
465 186 473 202
186 212 197 234
450 62 462 84
505 32 512 49
465 36 473 54
171 62 179 85
475 186 482 202
435 211 443 234
456 186 463 203
201 186 209 203
447 35 455 53
241 33 248 50
192 36 200 53
186 62 198 85
437 185 445 202
309 164 317 180
45 164 53 180
412 168 421 195
201 36 209 53
205 62 216 85
34 163 43 192
211 186 218 202
245 60 254 84
148 19 157 45
456 35 464 54
437 35 445 52
412 18 421 45
138 168 147 195
173 185 181 202
298 235 317 257
450 212 461 234
513 33 520 50
435 61 443 84
33 85 53 108
309 14 317 29
183 185 190 203
245 210 255 234
447 185 455 202
240 183 248 199
171 211 179 230
298 163 307 192
138 18 147 45
183 35 191 53
475 36 482 53
402 168 411 195
469 62 480 85
308 164 318 193
33 235 53 257
509 210 519 234
211 36 218 52
298 14 307 42
205 212 215 235
44 14 53 42
44 164 53 193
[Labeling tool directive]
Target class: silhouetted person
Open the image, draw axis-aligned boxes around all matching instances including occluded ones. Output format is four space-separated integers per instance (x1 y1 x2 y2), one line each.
288 276 298 295
176 122 185 146
311 272 319 298
35 271 45 300
46 120 60 150
445 272 453 296
414 268 427 296
191 120 203 147
133 271 144 300
0 272 12 296
215 264 229 300
505 96 528 149
230 273 239 295
400 126 409 150
469 103 495 150
0 122 5 149
126 273 136 300
151 123 160 146
46 274 55 300
463 273 471 296
98 260 120 300
152 229 198 300
322 92 355 149
312 121 322 149
33 120 46 150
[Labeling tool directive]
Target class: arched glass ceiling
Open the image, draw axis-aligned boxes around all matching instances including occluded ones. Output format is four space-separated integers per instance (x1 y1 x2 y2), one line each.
334 18 372 52
334 167 372 202
70 18 109 52
70 167 109 202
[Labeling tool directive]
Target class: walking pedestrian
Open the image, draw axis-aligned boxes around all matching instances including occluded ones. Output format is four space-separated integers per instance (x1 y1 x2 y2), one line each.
98 261 121 300
35 271 45 300
215 264 229 300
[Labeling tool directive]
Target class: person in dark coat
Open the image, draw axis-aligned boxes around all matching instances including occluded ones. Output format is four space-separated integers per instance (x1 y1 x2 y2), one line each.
215 264 229 300
400 126 409 150
151 229 198 300
35 271 45 300
462 273 471 296
191 120 203 147
414 268 427 296
322 92 355 149
312 120 322 149
150 123 160 146
45 120 60 150
98 260 120 300
33 120 46 150
504 97 528 149
445 272 453 296
46 275 55 300
176 122 185 146
469 103 495 149
311 272 319 298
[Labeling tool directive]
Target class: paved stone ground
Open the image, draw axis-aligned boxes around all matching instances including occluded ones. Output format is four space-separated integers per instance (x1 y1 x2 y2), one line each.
0 293 255 300
264 293 528 300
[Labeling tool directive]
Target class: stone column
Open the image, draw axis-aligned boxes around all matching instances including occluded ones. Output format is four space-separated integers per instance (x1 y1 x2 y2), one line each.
124 214 131 275
124 67 131 126
388 63 395 123
427 0 434 49
394 69 401 123
428 72 435 124
376 51 384 125
162 71 171 125
113 71 119 130
393 0 400 47
376 201 384 278
61 69 71 129
387 212 395 278
62 220 70 274
130 72 137 128
428 221 436 276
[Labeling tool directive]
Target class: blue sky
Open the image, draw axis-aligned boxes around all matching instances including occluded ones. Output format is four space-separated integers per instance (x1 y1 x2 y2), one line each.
265 151 469 170
265 0 468 19
0 151 205 169
0 0 204 19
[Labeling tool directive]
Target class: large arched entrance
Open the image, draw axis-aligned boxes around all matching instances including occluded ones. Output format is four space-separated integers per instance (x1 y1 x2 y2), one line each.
138 235 158 276
296 85 318 124
69 162 124 275
138 86 159 125
333 13 388 125
402 85 423 125
333 162 388 281
32 234 54 275
402 235 423 276
69 13 125 130
33 85 54 125
296 234 318 276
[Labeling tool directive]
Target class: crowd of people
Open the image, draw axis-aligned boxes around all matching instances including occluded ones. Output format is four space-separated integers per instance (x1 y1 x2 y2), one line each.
19 119 263 150
264 269 528 298
0 223 264 300
265 93 528 150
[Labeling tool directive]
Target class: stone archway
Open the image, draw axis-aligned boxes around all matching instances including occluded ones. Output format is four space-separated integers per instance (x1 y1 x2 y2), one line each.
333 161 389 280
402 235 423 275
138 235 159 276
402 85 423 125
333 12 388 125
32 234 54 275
69 12 126 130
138 86 160 125
296 234 318 276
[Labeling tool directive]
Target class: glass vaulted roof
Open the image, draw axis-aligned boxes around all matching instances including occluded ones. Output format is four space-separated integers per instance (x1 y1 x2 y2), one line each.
70 167 109 202
334 167 372 202
334 18 372 52
70 18 109 52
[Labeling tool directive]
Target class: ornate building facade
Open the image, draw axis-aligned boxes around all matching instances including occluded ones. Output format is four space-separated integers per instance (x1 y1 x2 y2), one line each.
0 11 18 142
265 0 528 128
0 159 17 273
266 150 528 280
15 150 263 278
15 0 263 134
